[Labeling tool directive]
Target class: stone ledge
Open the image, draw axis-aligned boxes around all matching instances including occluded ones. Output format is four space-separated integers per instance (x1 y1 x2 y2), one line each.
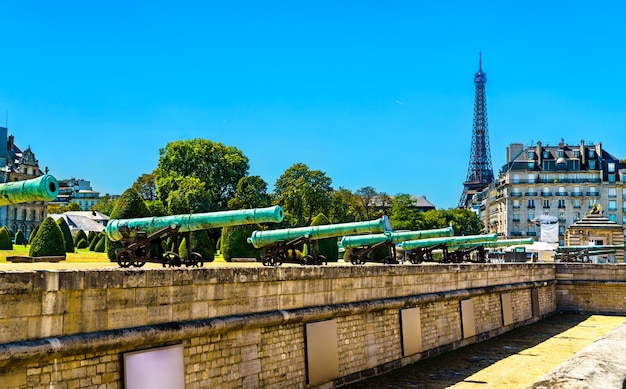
6 256 66 263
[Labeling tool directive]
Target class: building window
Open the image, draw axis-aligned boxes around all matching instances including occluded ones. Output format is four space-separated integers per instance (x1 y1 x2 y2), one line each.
573 199 581 208
543 151 550 158
528 212 535 221
573 150 580 158
542 187 551 195
589 160 596 169
558 199 566 208
609 175 616 183
559 225 565 235
609 214 617 222
623 215 626 224
608 162 616 173
513 212 520 222
609 188 617 198
528 150 535 159
589 149 596 158
528 199 535 208
609 200 617 211
528 174 536 183
623 200 626 211
543 199 550 208
528 162 535 169
589 199 596 208
558 212 565 221
512 174 519 184
558 150 564 157
574 212 580 221
513 199 520 208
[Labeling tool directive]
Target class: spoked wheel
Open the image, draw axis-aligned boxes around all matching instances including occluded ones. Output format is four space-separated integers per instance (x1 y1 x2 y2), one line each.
116 250 132 268
350 255 364 265
188 252 203 267
163 251 182 267
275 252 286 266
132 261 146 268
383 256 399 265
317 254 327 266
302 255 314 266
408 255 423 264
261 254 275 266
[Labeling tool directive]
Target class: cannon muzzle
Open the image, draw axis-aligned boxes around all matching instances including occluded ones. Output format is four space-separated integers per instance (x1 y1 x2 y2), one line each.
337 226 454 250
247 216 392 249
105 205 284 242
397 233 498 250
0 174 59 206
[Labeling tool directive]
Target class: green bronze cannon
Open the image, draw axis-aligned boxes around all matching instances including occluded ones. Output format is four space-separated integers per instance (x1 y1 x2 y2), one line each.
105 205 284 267
397 233 498 264
556 244 625 263
248 216 392 266
0 174 59 206
447 237 533 263
338 226 454 265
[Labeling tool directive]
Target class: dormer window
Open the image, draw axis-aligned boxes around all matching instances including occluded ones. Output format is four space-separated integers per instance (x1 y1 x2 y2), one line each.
557 150 564 157
543 151 550 158
589 149 596 158
589 160 596 169
573 150 580 158
527 150 535 159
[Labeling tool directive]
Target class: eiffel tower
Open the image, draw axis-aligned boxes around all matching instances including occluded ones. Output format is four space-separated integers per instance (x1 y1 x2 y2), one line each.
458 53 494 208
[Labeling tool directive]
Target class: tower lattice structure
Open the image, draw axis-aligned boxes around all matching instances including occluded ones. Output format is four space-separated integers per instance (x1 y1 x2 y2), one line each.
459 54 494 208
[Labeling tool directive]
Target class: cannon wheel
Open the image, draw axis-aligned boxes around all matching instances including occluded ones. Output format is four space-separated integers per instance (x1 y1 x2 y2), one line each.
302 254 314 266
132 260 146 268
117 250 132 268
350 254 364 265
163 251 182 267
383 256 398 265
317 254 327 266
189 252 203 267
408 255 423 265
261 254 274 266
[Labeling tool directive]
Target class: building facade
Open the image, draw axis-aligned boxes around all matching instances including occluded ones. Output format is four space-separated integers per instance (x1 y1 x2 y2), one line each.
486 140 625 245
49 178 102 210
0 127 49 237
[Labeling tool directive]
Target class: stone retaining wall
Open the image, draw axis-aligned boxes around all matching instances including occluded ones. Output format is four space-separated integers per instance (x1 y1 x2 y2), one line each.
0 263 568 388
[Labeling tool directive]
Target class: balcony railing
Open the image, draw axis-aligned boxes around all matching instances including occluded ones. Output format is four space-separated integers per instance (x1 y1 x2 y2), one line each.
526 231 537 236
571 192 583 196
587 191 599 196
541 192 553 196
525 192 538 196
498 177 602 185
555 192 568 196
510 192 522 197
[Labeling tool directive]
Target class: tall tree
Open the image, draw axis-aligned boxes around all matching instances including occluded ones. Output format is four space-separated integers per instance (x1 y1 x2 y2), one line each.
329 188 367 223
227 175 271 210
356 186 378 219
165 176 211 215
154 139 249 211
132 173 158 201
91 196 117 216
389 193 423 231
274 163 333 226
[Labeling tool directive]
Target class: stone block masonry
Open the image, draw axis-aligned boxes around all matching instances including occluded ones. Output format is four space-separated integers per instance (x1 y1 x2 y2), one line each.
0 263 622 388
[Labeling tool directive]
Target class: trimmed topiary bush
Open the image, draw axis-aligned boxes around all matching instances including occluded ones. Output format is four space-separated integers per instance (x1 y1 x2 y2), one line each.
73 229 87 247
94 235 106 252
56 217 74 253
221 224 260 262
310 213 339 262
88 233 100 251
15 229 27 246
105 188 151 260
178 230 214 262
87 230 98 244
29 225 39 244
76 238 89 249
29 217 65 257
0 226 12 250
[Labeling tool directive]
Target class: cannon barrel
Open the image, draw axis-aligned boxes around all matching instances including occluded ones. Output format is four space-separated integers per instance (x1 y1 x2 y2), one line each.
105 205 284 242
447 238 533 250
557 244 625 251
247 217 392 249
337 226 454 250
0 174 59 206
397 233 498 250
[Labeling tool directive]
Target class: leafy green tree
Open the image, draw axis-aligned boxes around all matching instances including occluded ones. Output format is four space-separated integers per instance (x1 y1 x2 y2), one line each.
105 188 151 260
145 200 168 216
56 217 75 253
14 229 27 246
132 173 158 201
155 138 249 211
73 229 88 247
165 176 211 215
66 202 82 211
221 224 261 262
310 213 339 262
389 194 423 231
356 186 378 219
89 233 100 251
329 188 367 223
227 175 271 210
419 208 484 236
29 217 65 257
91 196 117 216
0 226 12 250
274 163 333 226
94 235 106 252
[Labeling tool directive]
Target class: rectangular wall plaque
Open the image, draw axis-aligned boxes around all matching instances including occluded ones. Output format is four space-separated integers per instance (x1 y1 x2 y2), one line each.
531 288 540 317
401 307 422 356
123 344 184 389
501 293 513 326
306 319 339 385
460 299 476 339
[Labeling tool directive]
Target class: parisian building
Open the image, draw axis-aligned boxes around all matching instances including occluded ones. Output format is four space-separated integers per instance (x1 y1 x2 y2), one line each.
484 140 625 245
0 127 49 238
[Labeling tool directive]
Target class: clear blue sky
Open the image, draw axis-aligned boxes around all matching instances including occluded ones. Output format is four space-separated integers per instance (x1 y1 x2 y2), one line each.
1 1 625 209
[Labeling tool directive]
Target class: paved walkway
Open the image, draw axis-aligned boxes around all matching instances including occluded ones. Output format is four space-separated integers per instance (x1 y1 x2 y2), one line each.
345 314 626 389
